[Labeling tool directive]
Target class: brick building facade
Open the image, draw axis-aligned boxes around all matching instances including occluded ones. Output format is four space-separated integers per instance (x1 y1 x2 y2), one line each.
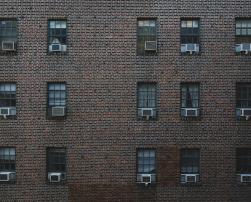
0 0 251 201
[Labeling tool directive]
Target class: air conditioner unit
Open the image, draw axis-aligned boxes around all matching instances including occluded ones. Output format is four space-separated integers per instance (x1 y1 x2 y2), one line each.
139 108 155 120
181 108 199 117
181 43 199 54
139 174 152 185
145 41 157 51
240 174 251 183
235 43 251 54
0 107 10 117
181 174 199 183
51 107 65 117
2 41 15 51
236 108 251 120
48 172 65 182
49 44 62 52
0 172 16 182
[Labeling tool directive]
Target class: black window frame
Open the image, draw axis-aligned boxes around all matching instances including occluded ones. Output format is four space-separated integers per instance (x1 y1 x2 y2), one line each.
0 82 17 118
236 148 251 174
137 18 157 56
0 147 16 172
0 18 18 54
180 18 200 54
47 82 66 118
180 82 200 109
236 82 251 108
235 18 251 44
47 19 67 54
46 147 66 175
137 148 156 175
137 82 157 109
180 148 200 174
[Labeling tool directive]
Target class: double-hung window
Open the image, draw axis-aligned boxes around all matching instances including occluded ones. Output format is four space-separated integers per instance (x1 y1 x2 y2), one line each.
236 83 251 118
181 19 200 54
47 148 66 183
236 148 251 183
137 19 157 55
0 83 16 118
181 83 200 117
0 19 17 52
235 19 251 54
137 149 156 183
47 83 66 117
180 149 200 183
0 148 16 182
137 82 157 119
48 20 67 53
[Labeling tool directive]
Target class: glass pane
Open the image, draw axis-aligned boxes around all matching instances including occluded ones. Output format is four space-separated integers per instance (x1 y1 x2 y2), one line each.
193 21 199 28
50 21 55 28
61 21 67 28
236 29 241 35
248 21 251 28
242 22 247 28
138 21 144 27
248 29 251 35
150 150 155 157
149 21 155 27
241 29 247 35
181 21 187 28
187 21 193 28
236 21 242 28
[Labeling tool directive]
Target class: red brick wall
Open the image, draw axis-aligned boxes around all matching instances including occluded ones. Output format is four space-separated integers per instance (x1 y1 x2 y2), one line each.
0 0 251 201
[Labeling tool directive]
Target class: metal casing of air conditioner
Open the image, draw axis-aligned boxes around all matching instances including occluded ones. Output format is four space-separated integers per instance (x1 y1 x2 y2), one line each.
236 108 251 120
51 106 65 117
240 174 251 183
0 171 16 182
49 44 67 52
181 174 199 183
48 172 65 183
145 41 157 51
2 41 15 51
181 43 199 54
235 43 251 54
181 108 199 117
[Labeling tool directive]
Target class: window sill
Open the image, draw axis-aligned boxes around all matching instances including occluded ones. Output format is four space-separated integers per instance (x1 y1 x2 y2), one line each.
180 182 202 187
0 115 17 120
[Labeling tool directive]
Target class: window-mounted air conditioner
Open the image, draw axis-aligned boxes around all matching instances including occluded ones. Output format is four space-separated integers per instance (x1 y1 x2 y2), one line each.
240 174 251 183
181 43 199 54
0 172 16 182
181 174 199 183
51 107 65 117
145 41 157 51
236 108 251 120
2 41 15 51
138 174 152 186
181 108 199 117
235 43 251 54
48 172 65 182
138 108 156 120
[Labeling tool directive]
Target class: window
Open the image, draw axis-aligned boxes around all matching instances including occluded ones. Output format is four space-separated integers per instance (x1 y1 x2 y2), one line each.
180 149 200 183
180 19 200 54
236 148 251 174
0 83 16 118
235 19 251 54
48 20 67 53
137 149 156 183
236 83 251 108
47 83 66 117
47 148 66 182
0 19 17 52
235 19 251 43
137 82 157 119
181 83 200 117
137 19 157 55
0 148 16 181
